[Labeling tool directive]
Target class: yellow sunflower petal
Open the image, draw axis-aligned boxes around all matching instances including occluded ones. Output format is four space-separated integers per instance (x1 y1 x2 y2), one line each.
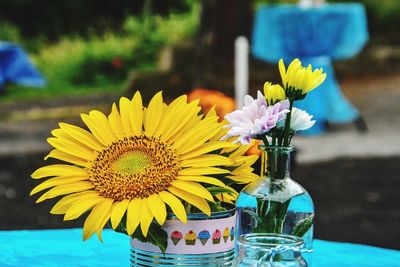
228 143 253 159
168 186 211 216
45 149 90 167
108 103 125 139
31 176 89 195
158 191 187 224
36 182 94 203
180 141 236 160
119 97 134 136
144 91 163 136
156 95 187 138
64 197 102 221
168 112 203 143
31 164 88 179
110 200 129 229
130 91 143 135
47 137 95 161
50 191 98 215
140 199 154 237
83 198 113 240
126 198 141 235
89 110 116 144
162 101 201 142
97 208 112 242
81 111 114 146
97 209 111 243
147 194 167 225
179 167 230 176
172 117 222 155
170 181 214 202
59 122 103 151
180 154 233 168
176 175 225 187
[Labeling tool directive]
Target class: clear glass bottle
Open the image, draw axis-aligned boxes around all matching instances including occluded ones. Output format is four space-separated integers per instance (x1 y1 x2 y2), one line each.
234 233 308 267
236 146 314 265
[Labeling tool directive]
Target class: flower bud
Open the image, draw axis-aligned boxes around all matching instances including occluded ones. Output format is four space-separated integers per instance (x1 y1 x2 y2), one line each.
263 82 286 105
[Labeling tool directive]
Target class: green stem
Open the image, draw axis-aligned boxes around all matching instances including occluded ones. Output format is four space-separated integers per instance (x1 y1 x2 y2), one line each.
283 100 294 147
261 135 270 147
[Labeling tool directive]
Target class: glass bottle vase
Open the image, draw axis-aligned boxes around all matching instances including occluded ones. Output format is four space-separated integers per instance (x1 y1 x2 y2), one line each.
236 146 314 264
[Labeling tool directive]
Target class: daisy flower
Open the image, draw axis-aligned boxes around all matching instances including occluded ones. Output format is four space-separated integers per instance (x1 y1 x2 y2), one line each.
223 91 290 144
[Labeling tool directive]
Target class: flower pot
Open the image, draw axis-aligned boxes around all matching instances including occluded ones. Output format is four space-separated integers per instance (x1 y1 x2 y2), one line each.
130 208 236 266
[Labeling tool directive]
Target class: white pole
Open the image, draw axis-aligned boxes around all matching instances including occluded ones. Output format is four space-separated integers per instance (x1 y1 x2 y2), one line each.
234 36 249 109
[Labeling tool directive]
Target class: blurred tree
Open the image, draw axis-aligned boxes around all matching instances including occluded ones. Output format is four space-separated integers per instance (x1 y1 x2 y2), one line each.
0 0 192 40
194 0 253 92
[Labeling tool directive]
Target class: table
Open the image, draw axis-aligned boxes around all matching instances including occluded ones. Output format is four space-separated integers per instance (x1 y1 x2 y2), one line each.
252 3 369 134
1 229 399 266
0 42 46 91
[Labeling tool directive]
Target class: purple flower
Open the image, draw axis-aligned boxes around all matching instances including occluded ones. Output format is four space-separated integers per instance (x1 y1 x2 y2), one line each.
223 91 290 144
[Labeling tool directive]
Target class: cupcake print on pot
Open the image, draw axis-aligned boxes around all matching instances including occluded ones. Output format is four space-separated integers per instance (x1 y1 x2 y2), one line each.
170 231 183 245
198 230 210 245
212 229 221 244
185 230 196 245
223 227 230 243
230 226 234 241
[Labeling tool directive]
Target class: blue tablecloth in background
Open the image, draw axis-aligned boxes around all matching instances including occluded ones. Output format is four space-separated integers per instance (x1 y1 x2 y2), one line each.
252 3 369 134
0 42 46 91
1 229 399 266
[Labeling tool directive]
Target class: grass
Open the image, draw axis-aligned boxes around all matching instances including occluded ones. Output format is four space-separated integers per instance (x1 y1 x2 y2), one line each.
0 83 126 104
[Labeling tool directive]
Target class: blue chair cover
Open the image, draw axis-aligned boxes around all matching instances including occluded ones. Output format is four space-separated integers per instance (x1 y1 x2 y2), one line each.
0 42 46 91
252 3 369 134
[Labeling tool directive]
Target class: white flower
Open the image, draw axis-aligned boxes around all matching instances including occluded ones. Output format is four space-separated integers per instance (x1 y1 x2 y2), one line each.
223 91 290 144
278 107 315 131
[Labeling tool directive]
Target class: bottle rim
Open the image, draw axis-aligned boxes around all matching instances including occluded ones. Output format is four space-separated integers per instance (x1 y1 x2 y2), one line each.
238 233 303 248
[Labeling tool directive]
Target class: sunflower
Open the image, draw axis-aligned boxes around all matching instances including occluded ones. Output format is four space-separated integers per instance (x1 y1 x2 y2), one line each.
31 92 238 241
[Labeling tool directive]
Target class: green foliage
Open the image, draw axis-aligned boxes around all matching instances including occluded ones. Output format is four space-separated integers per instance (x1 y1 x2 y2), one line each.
0 4 199 103
293 214 314 237
131 223 169 255
35 5 198 86
0 22 21 43
0 0 194 40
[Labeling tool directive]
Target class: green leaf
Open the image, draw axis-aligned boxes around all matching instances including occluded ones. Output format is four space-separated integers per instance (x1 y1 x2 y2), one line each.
131 222 169 255
206 186 235 195
293 214 314 237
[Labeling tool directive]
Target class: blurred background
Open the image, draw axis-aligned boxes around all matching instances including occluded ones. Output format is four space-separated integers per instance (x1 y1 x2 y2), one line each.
0 0 399 249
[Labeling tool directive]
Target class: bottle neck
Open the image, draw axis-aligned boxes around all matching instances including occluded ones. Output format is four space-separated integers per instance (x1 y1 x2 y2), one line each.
260 146 292 180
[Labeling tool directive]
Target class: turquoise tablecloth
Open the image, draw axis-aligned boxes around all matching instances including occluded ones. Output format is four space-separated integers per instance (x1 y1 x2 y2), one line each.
1 229 399 266
252 3 369 134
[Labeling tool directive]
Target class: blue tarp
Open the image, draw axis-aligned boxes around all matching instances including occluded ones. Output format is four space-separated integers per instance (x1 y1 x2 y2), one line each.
0 42 46 91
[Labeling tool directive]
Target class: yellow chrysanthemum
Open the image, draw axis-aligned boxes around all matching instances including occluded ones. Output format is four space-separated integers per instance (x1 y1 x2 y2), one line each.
278 58 327 99
263 82 286 105
31 91 237 241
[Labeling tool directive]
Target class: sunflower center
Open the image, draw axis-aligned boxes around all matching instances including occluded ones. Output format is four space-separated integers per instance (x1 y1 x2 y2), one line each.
112 151 151 174
88 135 180 201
